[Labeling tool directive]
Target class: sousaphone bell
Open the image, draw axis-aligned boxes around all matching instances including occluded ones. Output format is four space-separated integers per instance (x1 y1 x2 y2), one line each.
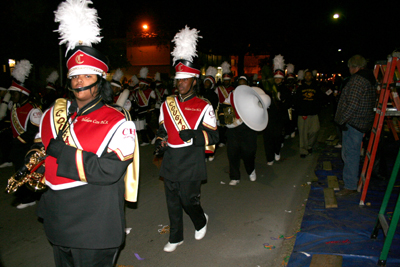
233 85 271 131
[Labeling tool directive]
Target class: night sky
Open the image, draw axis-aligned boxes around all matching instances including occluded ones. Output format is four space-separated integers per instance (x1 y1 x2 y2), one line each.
1 0 399 80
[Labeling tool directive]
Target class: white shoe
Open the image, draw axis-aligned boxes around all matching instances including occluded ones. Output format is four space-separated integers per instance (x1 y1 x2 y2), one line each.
195 214 208 240
334 143 342 148
151 137 156 145
163 241 183 252
229 180 240 186
291 132 296 138
16 201 36 209
140 142 149 146
249 170 256 181
275 153 281 161
218 143 225 147
267 161 274 166
208 156 214 162
284 135 290 139
0 162 13 168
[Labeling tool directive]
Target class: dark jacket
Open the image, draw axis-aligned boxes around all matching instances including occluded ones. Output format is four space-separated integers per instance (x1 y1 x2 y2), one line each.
294 81 323 116
334 69 376 132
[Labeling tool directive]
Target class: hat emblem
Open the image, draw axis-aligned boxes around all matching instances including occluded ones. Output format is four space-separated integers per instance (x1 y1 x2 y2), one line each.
75 54 85 64
178 64 183 72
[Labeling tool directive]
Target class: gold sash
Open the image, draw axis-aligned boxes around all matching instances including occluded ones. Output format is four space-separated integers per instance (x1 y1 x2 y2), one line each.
125 136 140 202
52 98 139 202
11 105 24 135
138 90 148 106
166 96 191 143
219 86 229 99
53 98 77 148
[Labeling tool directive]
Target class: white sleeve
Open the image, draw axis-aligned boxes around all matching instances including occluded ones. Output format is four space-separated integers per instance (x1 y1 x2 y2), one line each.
107 121 136 161
202 104 217 129
30 108 43 126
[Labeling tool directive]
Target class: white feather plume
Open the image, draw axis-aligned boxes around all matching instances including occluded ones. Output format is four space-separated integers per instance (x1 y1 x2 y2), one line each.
273 54 285 72
205 66 217 78
139 67 149 79
221 61 231 75
46 71 59 83
112 68 124 82
11 60 32 84
54 0 103 54
130 75 139 86
297 70 304 80
312 70 318 77
171 26 202 65
155 72 161 81
286 64 294 74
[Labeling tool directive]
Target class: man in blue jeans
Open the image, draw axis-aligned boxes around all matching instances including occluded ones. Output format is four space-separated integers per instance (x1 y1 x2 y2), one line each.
334 55 376 196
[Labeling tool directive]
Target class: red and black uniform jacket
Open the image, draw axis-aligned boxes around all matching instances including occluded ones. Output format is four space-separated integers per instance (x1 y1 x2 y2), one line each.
36 99 136 249
157 93 218 182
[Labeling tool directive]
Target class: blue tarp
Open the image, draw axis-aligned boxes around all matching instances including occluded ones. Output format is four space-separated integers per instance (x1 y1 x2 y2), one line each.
288 146 400 266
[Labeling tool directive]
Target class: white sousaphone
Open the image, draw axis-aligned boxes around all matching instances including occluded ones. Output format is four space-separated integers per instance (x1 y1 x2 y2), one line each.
116 89 145 130
233 85 271 131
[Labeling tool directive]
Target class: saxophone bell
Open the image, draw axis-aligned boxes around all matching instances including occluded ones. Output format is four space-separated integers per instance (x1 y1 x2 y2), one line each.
5 147 47 194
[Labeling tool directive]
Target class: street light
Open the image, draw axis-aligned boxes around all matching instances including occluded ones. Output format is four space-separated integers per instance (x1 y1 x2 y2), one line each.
333 13 339 19
142 24 148 30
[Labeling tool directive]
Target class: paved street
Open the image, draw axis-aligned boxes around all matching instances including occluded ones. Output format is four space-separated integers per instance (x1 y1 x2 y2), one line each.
0 109 334 267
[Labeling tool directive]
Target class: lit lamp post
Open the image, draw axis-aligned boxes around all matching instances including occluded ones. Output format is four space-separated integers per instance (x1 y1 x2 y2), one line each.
333 13 339 19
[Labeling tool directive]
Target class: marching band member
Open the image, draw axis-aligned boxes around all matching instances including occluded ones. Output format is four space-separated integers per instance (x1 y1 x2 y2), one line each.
154 72 168 134
8 59 43 208
224 87 258 185
215 61 234 147
154 72 169 105
112 69 132 112
263 55 290 165
36 1 139 265
202 66 219 161
136 67 156 146
42 70 59 111
111 68 124 102
155 26 218 252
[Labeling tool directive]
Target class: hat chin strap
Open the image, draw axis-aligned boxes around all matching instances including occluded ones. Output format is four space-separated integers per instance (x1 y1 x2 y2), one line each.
68 77 101 92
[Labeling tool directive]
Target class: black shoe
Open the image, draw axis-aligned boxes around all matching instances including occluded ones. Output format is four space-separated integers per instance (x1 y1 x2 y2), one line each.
300 154 307 158
308 148 313 154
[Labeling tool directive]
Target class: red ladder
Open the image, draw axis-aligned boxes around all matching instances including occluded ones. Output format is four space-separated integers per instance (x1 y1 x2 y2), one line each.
358 56 400 206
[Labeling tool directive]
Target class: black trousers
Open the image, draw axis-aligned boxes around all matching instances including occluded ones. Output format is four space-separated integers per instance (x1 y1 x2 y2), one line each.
52 245 119 267
226 123 257 180
263 119 284 162
164 179 206 243
218 125 227 144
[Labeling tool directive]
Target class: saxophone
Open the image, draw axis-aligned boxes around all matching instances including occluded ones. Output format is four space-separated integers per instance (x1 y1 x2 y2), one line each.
5 147 47 193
